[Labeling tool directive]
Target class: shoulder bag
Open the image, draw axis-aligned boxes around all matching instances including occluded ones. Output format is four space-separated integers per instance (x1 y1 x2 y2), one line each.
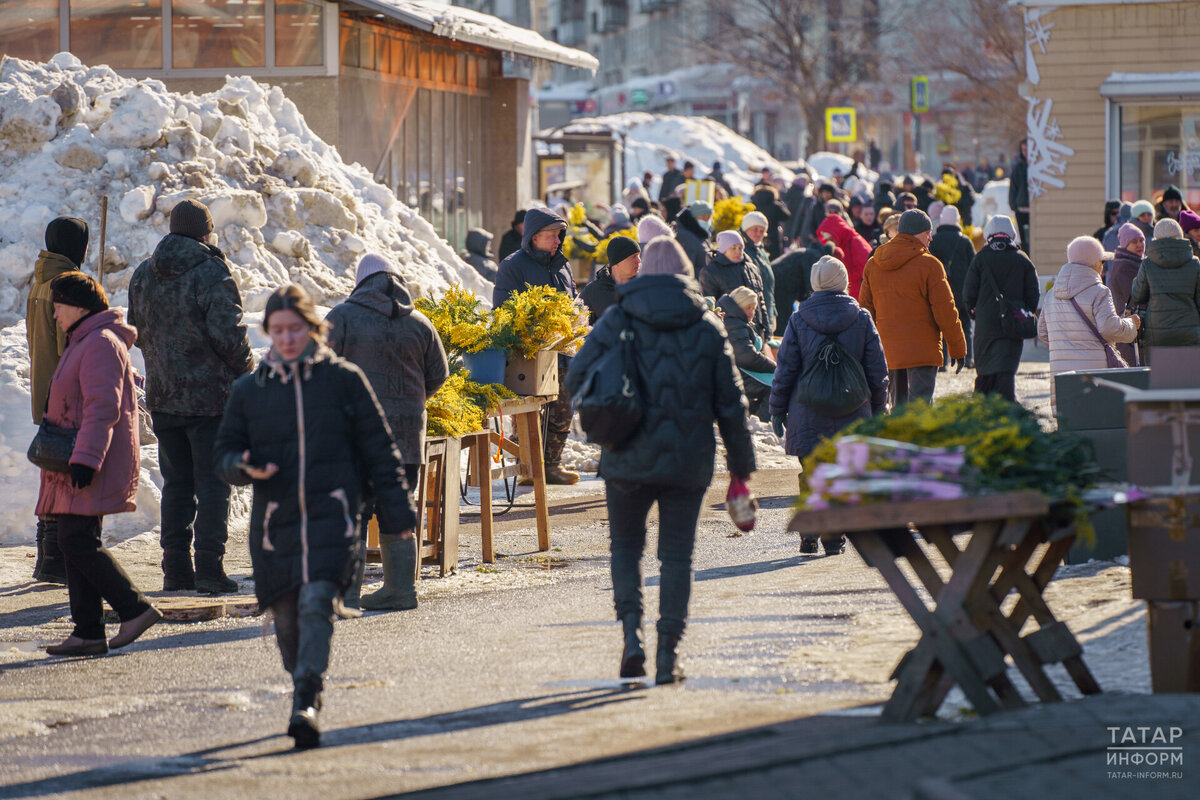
1067 297 1128 369
982 264 1039 340
27 399 78 474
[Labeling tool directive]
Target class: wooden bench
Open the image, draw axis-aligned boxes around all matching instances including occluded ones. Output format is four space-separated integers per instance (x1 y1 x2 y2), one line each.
789 491 1102 721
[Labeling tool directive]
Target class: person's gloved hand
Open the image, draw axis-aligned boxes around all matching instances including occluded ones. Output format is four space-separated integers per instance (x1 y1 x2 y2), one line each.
954 357 966 374
771 414 787 439
69 463 95 489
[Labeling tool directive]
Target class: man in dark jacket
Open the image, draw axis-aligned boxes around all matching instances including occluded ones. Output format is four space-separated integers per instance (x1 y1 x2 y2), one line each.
461 228 497 283
784 175 814 241
929 206 978 368
963 216 1040 401
659 157 685 203
327 254 449 611
801 183 837 247
497 210 525 261
1156 184 1190 223
128 199 254 594
493 207 579 484
673 202 712 276
25 216 88 584
769 243 828 336
710 161 733 196
581 237 640 324
1009 141 1030 253
750 184 791 259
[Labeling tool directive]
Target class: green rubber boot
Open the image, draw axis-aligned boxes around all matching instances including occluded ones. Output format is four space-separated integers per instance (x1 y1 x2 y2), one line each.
360 534 417 611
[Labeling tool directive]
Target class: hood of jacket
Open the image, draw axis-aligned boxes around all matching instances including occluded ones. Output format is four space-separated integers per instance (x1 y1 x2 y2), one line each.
34 250 80 285
520 207 567 262
715 293 749 323
257 341 336 385
346 271 414 318
710 251 744 270
465 228 492 257
1145 237 1196 269
149 233 223 280
675 209 708 241
1052 262 1104 300
617 274 707 331
798 290 860 334
70 307 137 349
1111 246 1142 271
870 234 927 271
816 213 858 250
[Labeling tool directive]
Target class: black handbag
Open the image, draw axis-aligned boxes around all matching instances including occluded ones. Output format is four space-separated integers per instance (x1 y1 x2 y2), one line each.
27 400 78 474
572 309 643 450
982 265 1038 339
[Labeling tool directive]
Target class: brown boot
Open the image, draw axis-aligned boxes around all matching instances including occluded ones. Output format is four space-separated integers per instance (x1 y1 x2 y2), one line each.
544 464 579 485
109 606 163 649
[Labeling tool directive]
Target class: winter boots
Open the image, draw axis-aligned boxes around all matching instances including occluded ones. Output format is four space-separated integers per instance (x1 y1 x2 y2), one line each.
194 551 238 595
288 676 323 750
800 536 820 555
655 634 685 685
162 549 196 591
544 464 580 485
823 535 847 556
32 516 67 584
360 533 418 611
619 614 646 678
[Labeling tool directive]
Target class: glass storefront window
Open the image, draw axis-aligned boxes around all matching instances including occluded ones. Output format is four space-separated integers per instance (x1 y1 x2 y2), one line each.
275 0 322 67
172 0 266 69
1119 104 1200 207
0 1 59 63
71 0 163 70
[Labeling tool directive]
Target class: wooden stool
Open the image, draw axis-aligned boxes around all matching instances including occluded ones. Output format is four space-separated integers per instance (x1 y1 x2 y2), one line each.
365 436 459 577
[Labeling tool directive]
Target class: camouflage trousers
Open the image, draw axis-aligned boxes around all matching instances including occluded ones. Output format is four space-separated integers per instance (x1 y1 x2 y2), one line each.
544 364 572 467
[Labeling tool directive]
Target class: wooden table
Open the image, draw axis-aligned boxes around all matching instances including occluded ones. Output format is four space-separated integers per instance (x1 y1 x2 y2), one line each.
462 395 556 563
789 491 1102 721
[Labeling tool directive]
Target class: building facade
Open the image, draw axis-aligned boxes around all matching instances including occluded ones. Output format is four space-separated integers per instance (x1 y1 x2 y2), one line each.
0 0 595 250
1016 0 1200 272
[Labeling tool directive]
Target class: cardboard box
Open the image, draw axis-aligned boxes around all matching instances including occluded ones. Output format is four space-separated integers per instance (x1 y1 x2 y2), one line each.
505 351 558 396
1126 497 1200 600
1146 601 1200 693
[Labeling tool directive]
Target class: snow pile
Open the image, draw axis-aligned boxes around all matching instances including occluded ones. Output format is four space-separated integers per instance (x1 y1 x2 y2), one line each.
805 151 879 188
0 53 491 324
546 113 795 198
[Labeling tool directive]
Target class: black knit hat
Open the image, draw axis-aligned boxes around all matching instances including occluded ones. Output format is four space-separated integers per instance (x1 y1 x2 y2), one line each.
50 271 108 313
170 199 214 239
511 209 527 228
45 217 89 267
1163 185 1184 203
606 236 640 267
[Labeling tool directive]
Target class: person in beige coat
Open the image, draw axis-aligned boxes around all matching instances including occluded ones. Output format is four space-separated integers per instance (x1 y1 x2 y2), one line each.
1038 236 1140 413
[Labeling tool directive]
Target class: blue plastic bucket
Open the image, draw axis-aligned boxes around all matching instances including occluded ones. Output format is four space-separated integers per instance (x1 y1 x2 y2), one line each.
463 348 507 385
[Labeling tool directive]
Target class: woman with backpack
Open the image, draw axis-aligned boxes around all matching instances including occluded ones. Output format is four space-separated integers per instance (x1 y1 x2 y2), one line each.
566 236 755 686
962 215 1041 402
769 256 889 555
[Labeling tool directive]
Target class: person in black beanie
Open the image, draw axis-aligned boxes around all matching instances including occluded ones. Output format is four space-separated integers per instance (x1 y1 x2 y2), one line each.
25 217 89 584
581 236 641 324
498 209 525 262
128 199 254 594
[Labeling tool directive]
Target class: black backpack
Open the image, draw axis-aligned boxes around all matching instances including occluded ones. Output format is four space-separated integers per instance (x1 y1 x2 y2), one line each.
793 333 871 418
572 309 643 450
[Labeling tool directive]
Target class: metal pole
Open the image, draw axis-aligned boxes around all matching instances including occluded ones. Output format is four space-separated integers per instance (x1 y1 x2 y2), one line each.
97 195 108 289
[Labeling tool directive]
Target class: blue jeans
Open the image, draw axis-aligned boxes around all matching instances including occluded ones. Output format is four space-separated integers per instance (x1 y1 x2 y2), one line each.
272 580 339 687
605 481 706 638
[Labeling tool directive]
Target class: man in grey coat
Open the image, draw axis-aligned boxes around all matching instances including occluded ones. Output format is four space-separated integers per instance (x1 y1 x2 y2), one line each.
326 254 449 611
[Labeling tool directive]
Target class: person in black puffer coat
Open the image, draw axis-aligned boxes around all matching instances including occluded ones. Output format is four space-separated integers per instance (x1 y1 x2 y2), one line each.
770 243 829 335
750 184 791 259
700 230 770 339
769 256 887 555
566 236 754 686
326 254 449 611
929 206 978 368
673 202 713 276
716 289 776 418
215 284 415 750
963 216 1040 402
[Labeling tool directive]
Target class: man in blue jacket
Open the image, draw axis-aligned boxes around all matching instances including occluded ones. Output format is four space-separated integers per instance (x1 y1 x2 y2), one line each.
492 208 580 484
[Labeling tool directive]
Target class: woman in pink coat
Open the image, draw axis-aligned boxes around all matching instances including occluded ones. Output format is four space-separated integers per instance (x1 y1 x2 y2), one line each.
37 273 160 656
816 210 872 299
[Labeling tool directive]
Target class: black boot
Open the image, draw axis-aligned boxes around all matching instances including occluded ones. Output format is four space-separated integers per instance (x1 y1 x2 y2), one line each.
619 614 646 678
800 536 819 555
33 517 67 584
162 548 195 591
288 677 322 750
655 634 685 685
194 551 238 595
822 534 846 556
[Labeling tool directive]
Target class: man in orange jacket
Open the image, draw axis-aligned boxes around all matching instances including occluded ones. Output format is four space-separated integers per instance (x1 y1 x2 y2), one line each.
859 209 967 406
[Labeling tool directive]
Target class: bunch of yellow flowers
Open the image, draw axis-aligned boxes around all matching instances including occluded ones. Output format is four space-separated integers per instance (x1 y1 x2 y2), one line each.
712 197 756 232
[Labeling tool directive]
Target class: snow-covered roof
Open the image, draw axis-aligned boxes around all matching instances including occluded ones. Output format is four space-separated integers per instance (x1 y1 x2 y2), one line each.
347 0 599 72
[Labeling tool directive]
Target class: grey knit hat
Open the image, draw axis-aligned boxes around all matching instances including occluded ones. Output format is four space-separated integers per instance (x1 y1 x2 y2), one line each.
639 236 692 277
170 199 214 239
897 209 932 236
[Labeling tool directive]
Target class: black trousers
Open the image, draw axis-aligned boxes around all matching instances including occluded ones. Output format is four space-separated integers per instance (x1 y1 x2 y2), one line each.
1015 210 1031 254
154 413 231 556
605 480 706 638
975 372 1017 403
58 514 150 640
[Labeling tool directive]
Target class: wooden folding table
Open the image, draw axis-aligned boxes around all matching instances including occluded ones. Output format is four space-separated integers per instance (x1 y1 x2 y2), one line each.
789 491 1102 721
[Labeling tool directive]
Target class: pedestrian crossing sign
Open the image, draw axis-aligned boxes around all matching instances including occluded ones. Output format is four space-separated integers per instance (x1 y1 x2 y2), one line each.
825 107 856 143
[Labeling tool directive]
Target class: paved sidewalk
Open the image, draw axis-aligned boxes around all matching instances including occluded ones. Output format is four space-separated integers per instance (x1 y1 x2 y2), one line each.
401 693 1200 800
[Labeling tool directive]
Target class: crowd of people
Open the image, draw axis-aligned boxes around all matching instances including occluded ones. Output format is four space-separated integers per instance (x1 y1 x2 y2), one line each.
22 151 1200 751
